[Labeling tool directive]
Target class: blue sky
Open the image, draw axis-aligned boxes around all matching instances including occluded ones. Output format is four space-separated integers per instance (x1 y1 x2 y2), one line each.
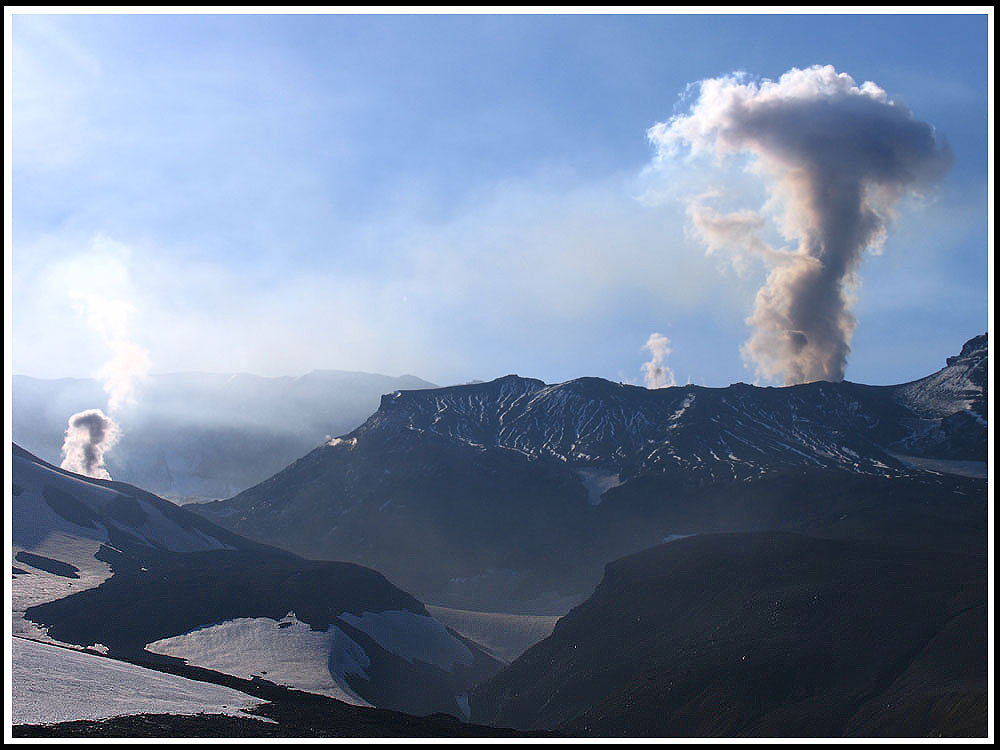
7 11 991 388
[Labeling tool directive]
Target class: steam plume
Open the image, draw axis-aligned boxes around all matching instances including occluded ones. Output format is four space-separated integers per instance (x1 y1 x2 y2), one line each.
60 409 119 480
641 332 676 389
60 291 151 479
649 65 952 384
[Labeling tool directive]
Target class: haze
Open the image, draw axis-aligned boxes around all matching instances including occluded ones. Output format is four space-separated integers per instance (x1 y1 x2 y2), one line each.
8 12 990 390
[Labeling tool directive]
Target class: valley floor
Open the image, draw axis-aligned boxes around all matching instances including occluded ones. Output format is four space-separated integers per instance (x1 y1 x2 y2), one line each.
426 605 561 664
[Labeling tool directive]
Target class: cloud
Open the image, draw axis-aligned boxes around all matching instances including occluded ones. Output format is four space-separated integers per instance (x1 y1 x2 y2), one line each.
649 65 953 385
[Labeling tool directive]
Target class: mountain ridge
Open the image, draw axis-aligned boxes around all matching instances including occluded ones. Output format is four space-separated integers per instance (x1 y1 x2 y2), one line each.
345 332 988 480
194 335 987 612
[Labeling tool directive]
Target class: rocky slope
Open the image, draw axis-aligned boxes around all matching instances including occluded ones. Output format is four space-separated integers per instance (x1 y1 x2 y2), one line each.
469 532 987 737
195 336 988 612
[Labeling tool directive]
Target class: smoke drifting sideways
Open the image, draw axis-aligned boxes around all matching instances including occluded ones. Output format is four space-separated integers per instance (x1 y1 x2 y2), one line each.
649 65 953 385
641 332 677 389
59 294 152 480
60 409 120 480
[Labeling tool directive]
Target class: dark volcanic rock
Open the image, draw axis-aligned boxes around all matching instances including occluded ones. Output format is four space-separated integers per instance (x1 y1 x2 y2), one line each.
194 336 987 611
25 551 427 657
469 532 987 737
891 333 988 460
14 551 80 579
197 428 600 611
12 710 532 739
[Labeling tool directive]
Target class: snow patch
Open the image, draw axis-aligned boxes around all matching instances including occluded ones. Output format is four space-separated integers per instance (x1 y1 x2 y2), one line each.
12 528 115 641
455 693 471 720
888 453 988 479
12 637 267 726
574 468 621 506
146 612 372 705
327 437 358 449
670 394 695 423
13 449 232 554
663 533 695 544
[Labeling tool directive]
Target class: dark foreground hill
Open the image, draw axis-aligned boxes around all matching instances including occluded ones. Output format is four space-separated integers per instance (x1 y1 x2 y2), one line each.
12 444 503 719
15 711 527 739
470 531 987 737
195 335 988 612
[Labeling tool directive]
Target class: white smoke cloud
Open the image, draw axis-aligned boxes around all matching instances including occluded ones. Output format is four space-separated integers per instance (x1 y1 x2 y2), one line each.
57 237 152 478
641 332 676 389
78 294 152 413
685 192 790 274
649 65 953 385
59 409 120 480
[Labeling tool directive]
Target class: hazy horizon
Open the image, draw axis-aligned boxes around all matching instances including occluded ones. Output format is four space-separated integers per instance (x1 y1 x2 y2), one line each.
8 330 985 390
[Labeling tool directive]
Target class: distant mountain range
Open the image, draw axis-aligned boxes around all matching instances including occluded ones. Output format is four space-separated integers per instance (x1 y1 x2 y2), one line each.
194 335 988 613
12 370 437 502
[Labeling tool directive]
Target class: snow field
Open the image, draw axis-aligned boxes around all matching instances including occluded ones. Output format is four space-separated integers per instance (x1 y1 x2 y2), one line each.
12 637 268 726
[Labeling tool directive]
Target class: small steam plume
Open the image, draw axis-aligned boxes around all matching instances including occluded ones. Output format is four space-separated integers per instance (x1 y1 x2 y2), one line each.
60 409 120 480
641 332 676 389
60 293 151 479
649 65 952 384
